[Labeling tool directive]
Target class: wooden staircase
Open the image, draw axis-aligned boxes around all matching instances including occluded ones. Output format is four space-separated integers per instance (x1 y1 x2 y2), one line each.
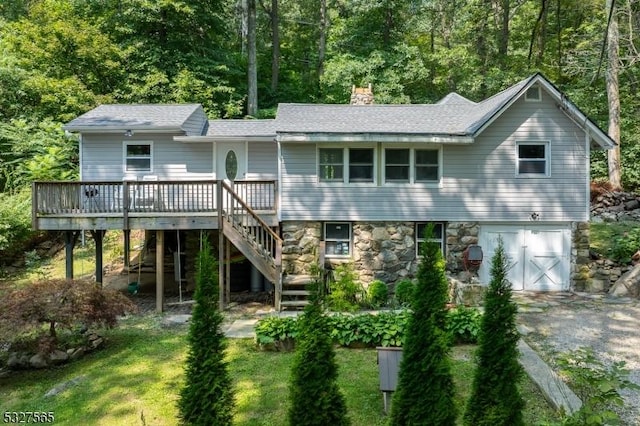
219 182 284 309
280 275 313 309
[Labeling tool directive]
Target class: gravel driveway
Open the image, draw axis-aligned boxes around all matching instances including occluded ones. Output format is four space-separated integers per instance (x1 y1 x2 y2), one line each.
516 293 640 425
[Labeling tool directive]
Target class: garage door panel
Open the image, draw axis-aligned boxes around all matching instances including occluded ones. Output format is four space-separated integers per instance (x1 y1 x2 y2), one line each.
479 225 569 291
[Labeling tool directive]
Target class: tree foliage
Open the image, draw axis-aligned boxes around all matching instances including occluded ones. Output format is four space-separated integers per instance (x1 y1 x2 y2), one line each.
287 278 350 426
0 278 137 349
389 224 457 425
464 236 524 426
178 237 235 425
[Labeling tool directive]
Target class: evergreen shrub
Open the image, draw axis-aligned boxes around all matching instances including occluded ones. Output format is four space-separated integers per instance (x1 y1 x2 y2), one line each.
366 279 388 308
393 279 415 307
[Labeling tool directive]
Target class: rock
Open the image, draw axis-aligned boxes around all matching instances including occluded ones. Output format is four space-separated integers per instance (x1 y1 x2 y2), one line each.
89 337 104 350
49 349 69 365
44 375 86 398
6 352 26 370
609 264 640 298
624 199 640 210
29 353 49 369
68 347 85 361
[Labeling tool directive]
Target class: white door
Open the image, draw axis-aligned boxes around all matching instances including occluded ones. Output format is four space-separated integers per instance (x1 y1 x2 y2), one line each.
216 143 247 182
478 225 570 291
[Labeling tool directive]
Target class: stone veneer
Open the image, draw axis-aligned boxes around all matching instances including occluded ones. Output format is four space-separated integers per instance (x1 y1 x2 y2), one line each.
281 220 590 294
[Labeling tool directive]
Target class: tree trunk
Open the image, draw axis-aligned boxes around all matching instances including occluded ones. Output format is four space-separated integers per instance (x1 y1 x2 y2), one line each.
498 0 509 57
270 0 280 93
606 0 622 190
317 0 327 81
247 0 258 116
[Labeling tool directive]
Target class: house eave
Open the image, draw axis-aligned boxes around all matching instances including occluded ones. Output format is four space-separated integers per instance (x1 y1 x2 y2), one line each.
175 135 276 143
63 125 185 134
277 133 474 144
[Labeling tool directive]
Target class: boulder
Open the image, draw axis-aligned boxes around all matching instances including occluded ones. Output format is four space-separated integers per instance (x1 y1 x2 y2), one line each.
49 349 69 365
29 353 49 369
609 264 640 298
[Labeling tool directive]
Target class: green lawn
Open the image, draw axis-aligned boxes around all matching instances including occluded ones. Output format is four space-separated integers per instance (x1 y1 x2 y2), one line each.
0 315 560 426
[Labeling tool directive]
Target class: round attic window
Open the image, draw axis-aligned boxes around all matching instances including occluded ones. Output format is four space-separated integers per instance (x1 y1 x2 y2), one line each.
225 150 238 180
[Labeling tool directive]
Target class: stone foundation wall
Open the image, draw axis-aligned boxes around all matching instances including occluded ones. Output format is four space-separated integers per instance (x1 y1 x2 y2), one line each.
571 222 591 291
281 221 322 275
444 222 480 272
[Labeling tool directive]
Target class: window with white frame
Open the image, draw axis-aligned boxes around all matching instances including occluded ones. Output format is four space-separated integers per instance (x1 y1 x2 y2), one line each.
517 142 549 176
416 222 444 254
124 142 153 172
383 148 440 183
319 148 344 181
349 148 374 182
324 222 351 257
415 149 439 182
385 149 410 182
318 147 375 183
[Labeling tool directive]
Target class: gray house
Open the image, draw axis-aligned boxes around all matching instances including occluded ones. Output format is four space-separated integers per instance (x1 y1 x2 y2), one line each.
32 73 615 310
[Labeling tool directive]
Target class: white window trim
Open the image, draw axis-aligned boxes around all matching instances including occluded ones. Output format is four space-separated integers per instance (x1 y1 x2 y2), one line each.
381 145 442 186
324 222 352 258
525 85 542 102
416 222 445 255
123 141 154 174
317 145 377 185
516 141 550 177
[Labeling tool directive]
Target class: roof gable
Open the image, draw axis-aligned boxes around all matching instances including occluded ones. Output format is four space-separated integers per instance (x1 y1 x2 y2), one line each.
63 104 207 136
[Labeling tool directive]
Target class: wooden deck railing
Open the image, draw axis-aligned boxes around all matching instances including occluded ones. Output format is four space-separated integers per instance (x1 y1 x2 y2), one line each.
32 180 277 216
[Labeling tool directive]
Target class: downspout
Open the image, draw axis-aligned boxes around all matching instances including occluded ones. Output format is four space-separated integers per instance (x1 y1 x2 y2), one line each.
78 134 83 181
276 137 282 222
585 128 591 223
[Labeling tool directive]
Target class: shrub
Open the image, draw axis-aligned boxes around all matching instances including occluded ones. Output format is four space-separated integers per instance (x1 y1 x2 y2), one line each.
288 279 350 425
255 316 298 351
464 236 524 426
366 280 388 308
178 238 235 425
327 262 363 312
0 278 136 350
0 189 40 261
445 306 482 344
390 225 457 424
393 279 415 307
610 227 640 264
555 347 640 425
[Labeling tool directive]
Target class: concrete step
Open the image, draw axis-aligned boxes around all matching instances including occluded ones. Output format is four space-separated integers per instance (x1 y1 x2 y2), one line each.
280 300 310 308
282 290 311 296
282 274 314 286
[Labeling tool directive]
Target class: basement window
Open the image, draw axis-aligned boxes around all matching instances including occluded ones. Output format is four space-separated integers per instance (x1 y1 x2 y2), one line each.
325 222 351 257
416 222 445 255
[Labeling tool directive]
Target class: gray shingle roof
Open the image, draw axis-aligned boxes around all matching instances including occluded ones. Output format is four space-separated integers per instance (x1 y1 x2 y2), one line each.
205 119 276 137
64 104 206 135
276 76 530 136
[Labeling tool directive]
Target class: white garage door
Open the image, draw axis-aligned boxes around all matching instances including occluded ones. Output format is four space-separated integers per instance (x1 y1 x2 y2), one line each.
478 225 570 291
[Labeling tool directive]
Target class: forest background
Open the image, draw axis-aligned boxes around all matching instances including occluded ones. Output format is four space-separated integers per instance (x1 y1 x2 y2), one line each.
0 0 639 261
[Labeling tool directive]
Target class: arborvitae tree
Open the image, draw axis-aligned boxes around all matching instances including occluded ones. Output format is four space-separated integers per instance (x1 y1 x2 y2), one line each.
464 236 524 426
288 277 350 426
178 237 234 425
389 224 457 425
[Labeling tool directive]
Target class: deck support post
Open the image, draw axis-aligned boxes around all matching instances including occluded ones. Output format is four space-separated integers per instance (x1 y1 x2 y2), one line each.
225 238 231 306
123 229 131 268
90 230 105 285
64 231 80 280
156 230 164 313
217 182 225 311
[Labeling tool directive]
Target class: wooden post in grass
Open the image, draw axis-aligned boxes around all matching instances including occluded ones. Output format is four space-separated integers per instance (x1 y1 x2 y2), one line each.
156 230 164 313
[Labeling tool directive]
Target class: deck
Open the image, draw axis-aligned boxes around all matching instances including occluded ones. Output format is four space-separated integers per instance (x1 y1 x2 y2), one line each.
32 180 278 230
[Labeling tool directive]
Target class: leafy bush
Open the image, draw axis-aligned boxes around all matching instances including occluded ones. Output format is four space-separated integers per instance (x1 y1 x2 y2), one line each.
555 347 640 426
366 280 389 308
446 306 482 344
255 308 481 350
0 278 137 350
610 227 640 264
255 316 299 351
0 188 39 261
327 262 364 312
393 279 415 307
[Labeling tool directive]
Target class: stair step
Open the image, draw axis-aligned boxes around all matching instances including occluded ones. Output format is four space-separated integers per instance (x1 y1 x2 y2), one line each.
283 275 314 286
280 300 310 308
282 290 311 296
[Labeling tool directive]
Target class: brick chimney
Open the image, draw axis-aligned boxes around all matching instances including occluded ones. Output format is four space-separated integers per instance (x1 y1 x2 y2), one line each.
350 84 374 105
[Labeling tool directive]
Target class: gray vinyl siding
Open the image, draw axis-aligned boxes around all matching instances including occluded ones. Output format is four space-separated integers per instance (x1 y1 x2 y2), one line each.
247 141 277 179
81 133 213 181
280 95 589 222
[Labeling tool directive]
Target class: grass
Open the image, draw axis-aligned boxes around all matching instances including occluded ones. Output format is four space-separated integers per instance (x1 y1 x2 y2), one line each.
0 315 561 426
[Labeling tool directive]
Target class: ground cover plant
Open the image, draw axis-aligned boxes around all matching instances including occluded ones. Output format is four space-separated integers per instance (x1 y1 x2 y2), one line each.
0 315 560 426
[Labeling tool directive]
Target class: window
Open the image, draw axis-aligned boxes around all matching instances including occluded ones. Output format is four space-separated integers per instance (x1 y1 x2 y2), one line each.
325 222 351 257
124 142 152 172
517 142 548 175
416 222 445 254
525 85 541 101
385 149 410 182
349 148 374 182
415 149 439 182
319 148 344 181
